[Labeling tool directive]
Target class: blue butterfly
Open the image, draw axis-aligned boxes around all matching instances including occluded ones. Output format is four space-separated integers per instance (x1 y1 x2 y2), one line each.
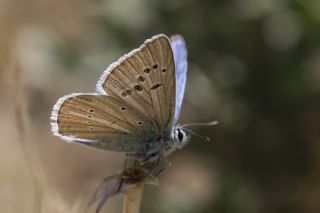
51 34 195 163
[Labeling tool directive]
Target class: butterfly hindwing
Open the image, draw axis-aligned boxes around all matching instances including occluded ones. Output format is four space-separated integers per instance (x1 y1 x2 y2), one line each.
51 93 160 153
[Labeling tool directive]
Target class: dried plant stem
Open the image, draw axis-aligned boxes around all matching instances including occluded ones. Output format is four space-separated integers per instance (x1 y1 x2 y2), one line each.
122 184 144 213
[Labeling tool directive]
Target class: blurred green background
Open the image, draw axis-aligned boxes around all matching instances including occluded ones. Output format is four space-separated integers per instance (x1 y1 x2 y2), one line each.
1 0 320 212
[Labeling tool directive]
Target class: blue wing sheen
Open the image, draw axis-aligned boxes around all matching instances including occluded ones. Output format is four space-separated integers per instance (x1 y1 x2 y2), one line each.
170 35 188 126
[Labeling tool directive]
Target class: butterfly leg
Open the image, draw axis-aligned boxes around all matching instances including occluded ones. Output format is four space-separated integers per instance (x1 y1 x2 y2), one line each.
154 165 169 177
117 153 129 192
152 154 171 177
155 163 171 177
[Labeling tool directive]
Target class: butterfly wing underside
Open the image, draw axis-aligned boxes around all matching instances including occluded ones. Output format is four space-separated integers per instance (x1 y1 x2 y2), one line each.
170 35 188 125
51 35 176 153
51 93 160 152
96 34 176 136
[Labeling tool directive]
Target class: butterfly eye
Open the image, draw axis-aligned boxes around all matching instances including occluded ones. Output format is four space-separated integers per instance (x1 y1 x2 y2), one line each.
136 121 143 125
177 129 184 141
120 107 126 111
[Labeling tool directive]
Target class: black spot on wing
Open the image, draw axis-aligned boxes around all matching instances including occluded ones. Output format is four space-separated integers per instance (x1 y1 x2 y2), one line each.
137 75 145 82
144 68 151 73
133 85 143 91
150 84 163 90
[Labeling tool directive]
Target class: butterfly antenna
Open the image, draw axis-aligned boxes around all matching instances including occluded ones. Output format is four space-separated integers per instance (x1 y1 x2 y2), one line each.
180 121 218 128
180 127 211 142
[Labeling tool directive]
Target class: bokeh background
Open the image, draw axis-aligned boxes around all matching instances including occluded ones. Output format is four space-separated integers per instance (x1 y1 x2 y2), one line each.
1 0 320 212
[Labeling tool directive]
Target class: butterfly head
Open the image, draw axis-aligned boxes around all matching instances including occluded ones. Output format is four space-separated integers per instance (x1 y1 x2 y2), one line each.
173 127 191 149
173 121 218 147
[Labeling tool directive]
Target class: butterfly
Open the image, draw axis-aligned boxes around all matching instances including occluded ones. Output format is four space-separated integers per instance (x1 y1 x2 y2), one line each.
50 34 192 162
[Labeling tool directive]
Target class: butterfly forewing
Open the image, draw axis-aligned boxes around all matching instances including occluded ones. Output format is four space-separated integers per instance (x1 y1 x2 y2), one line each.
96 35 176 136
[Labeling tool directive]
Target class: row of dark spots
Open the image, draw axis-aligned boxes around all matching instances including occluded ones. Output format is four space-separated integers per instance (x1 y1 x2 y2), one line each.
121 81 162 96
121 89 133 97
120 64 166 97
144 64 167 73
87 109 94 122
86 109 94 124
144 64 165 90
86 107 113 123
88 105 127 113
87 107 129 118
84 107 136 130
121 85 143 97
